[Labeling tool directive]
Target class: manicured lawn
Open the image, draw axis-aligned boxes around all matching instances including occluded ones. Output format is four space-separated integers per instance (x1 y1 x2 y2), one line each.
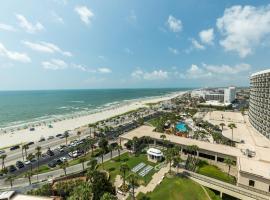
137 176 210 200
196 161 236 184
100 152 157 185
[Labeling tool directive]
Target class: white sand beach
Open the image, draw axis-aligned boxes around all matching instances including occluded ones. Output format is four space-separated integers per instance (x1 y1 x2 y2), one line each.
0 92 185 148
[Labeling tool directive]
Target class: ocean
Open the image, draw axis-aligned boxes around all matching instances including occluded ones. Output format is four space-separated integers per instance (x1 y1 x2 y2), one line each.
0 88 188 129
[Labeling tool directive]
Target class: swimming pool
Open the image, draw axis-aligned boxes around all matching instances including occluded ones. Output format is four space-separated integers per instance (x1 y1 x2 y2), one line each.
176 122 187 132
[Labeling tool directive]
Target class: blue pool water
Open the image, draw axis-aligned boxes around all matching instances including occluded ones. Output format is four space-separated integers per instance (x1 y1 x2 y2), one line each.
176 122 187 132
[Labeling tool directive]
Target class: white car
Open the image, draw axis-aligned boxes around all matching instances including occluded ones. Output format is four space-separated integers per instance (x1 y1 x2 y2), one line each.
24 160 31 165
60 157 67 162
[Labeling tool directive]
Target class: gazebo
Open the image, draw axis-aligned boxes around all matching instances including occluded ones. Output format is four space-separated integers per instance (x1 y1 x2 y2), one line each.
147 148 163 162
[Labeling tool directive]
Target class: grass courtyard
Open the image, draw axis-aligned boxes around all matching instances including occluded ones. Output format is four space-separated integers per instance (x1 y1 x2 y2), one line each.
100 152 158 185
136 176 219 200
196 160 236 184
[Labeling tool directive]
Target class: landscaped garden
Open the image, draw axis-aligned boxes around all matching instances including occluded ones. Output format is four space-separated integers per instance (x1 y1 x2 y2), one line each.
136 176 219 200
100 152 158 185
196 160 236 184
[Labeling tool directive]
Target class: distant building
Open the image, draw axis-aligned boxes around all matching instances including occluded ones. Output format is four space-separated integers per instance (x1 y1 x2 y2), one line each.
224 86 236 104
249 69 270 139
0 191 56 200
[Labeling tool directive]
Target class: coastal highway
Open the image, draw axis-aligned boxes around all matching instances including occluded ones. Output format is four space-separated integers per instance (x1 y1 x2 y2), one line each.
0 149 127 190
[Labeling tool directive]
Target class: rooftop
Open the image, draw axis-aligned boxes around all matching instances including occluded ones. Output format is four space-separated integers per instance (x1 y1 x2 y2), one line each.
251 69 270 77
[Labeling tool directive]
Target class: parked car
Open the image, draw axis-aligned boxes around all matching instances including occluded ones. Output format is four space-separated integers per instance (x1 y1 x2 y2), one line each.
27 142 34 146
8 165 17 173
48 160 57 168
47 136 54 140
60 157 67 162
10 145 20 151
56 134 62 138
47 149 54 156
16 161 24 169
57 147 64 152
38 138 45 142
24 161 31 165
55 159 63 165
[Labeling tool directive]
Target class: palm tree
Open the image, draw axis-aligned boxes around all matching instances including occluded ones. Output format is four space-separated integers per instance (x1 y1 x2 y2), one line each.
132 137 138 154
224 157 234 175
63 131 69 145
228 123 237 142
173 155 182 174
21 145 25 161
120 163 130 189
160 134 166 149
88 124 92 138
25 171 32 185
128 173 139 200
115 144 122 161
219 122 226 131
26 153 35 172
165 148 174 174
101 192 117 200
22 144 29 158
79 156 86 171
35 146 41 181
0 154 7 170
77 131 81 140
108 144 114 159
60 160 69 177
5 175 14 188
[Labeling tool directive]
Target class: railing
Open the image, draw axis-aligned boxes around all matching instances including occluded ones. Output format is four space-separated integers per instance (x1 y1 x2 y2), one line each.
183 170 269 200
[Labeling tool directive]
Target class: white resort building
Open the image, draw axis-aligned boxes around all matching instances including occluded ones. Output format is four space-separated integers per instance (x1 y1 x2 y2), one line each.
147 148 163 162
249 69 270 139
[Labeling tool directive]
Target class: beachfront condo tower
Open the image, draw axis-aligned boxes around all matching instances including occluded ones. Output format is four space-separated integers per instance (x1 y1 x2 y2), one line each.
249 69 270 139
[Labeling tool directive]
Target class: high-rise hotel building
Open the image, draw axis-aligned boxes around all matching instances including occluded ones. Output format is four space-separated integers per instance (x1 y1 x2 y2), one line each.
249 69 270 139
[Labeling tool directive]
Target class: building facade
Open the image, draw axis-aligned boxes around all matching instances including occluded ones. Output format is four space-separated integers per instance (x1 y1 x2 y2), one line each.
249 69 270 139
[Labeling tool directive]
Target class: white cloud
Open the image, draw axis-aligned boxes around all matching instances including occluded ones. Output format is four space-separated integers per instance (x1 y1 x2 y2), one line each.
75 5 94 25
217 5 270 58
42 59 67 70
191 39 205 50
185 63 251 79
127 10 137 25
98 67 112 73
168 47 179 55
132 69 168 80
124 48 133 55
22 41 72 57
0 23 16 32
167 15 182 32
0 43 31 63
203 63 251 74
199 28 214 45
51 11 64 24
15 14 44 33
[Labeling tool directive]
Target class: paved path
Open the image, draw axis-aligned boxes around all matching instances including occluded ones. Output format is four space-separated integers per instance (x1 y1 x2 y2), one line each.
0 149 127 190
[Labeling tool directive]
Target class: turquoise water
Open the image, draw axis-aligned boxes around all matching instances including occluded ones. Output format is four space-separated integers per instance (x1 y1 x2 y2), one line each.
0 88 189 128
176 122 187 132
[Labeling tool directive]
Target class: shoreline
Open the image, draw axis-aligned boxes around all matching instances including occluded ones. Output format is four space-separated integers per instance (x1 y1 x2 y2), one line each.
0 91 186 148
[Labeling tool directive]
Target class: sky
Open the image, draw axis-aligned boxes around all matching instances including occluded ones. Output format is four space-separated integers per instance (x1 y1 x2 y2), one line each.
0 0 270 90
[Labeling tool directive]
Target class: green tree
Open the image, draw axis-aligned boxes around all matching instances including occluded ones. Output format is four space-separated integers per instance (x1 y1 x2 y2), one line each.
101 192 117 200
165 148 175 174
22 144 29 158
173 155 182 174
0 154 7 170
25 171 32 185
5 175 14 188
115 143 122 161
35 146 42 181
224 157 234 175
79 156 86 171
160 134 166 149
108 144 114 159
120 163 130 189
228 123 237 142
132 137 139 153
219 122 226 131
128 173 139 200
60 160 69 177
68 182 92 200
77 131 81 140
26 153 35 172
64 131 69 145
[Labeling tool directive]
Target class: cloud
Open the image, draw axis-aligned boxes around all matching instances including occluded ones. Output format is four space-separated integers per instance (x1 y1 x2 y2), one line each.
217 5 270 58
97 67 111 73
127 10 137 25
0 42 31 63
51 11 64 24
0 23 16 32
168 47 179 55
42 59 67 70
124 48 133 55
185 63 251 79
199 28 214 45
191 39 205 50
75 5 94 25
167 15 182 32
15 14 44 33
22 41 72 57
132 69 168 80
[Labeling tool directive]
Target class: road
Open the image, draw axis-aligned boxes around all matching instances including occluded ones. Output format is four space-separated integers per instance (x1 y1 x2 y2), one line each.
0 149 127 190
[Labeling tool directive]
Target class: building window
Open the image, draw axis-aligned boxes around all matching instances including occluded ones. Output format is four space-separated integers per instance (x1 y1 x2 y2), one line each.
249 180 255 187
